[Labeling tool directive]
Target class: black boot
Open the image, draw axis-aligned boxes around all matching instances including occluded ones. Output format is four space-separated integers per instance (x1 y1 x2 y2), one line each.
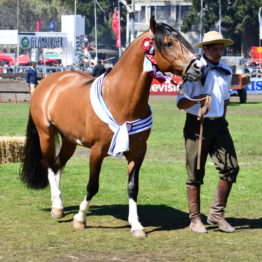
187 185 207 233
207 179 235 233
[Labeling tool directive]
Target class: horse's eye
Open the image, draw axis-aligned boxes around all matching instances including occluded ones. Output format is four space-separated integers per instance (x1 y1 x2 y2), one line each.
164 42 172 48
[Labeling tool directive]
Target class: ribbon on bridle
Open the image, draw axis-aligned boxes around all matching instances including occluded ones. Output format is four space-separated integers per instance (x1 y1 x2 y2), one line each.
142 37 173 83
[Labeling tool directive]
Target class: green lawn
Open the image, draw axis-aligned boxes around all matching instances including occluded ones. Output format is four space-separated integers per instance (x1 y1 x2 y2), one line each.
0 96 262 262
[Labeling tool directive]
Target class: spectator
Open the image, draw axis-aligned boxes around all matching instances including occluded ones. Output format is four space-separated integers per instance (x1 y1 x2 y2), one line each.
92 59 106 77
26 62 38 95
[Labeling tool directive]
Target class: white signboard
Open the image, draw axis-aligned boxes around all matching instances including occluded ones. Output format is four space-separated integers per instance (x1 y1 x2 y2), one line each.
0 30 18 45
19 32 67 49
61 15 85 65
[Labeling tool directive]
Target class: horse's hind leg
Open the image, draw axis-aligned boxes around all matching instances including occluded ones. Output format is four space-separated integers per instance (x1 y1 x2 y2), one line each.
73 146 105 229
126 146 147 238
49 137 76 218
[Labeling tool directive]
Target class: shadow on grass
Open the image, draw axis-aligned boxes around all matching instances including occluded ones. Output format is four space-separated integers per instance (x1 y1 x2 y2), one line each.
42 205 262 234
43 204 189 233
202 215 262 232
229 217 262 230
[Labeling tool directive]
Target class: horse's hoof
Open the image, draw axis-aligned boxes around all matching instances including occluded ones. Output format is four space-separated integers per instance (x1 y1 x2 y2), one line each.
131 229 147 238
51 208 64 219
73 219 86 230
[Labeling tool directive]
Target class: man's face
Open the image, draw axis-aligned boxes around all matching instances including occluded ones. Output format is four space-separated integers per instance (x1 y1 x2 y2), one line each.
203 43 224 64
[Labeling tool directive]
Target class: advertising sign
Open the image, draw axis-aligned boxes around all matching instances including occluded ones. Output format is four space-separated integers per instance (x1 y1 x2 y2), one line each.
246 77 262 94
0 30 18 45
250 46 262 63
150 76 181 95
19 33 67 49
150 76 262 95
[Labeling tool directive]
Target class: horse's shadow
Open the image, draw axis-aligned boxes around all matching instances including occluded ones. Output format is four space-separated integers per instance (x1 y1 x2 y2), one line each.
43 204 262 233
44 204 189 232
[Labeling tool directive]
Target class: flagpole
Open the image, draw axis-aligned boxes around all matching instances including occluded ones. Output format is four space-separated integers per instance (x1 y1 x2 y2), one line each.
94 0 98 63
118 0 121 58
74 0 77 65
16 0 19 71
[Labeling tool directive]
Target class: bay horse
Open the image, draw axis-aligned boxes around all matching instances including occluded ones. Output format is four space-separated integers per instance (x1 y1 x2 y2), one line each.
20 17 204 238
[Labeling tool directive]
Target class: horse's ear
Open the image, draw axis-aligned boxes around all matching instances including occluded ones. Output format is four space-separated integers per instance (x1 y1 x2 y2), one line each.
150 16 157 34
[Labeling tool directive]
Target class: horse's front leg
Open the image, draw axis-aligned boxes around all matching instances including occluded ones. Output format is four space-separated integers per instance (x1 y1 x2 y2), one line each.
73 146 105 229
126 147 147 238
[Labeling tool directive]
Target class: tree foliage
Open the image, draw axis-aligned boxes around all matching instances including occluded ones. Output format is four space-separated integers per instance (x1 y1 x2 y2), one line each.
182 0 261 55
0 0 121 48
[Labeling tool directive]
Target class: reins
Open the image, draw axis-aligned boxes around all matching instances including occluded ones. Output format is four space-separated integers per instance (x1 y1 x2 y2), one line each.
170 78 207 103
142 33 210 170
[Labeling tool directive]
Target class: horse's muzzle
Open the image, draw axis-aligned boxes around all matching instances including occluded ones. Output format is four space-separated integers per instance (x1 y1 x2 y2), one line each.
184 56 205 82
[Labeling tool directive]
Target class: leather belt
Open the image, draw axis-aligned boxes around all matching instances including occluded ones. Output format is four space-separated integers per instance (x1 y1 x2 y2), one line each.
205 117 221 120
186 114 221 121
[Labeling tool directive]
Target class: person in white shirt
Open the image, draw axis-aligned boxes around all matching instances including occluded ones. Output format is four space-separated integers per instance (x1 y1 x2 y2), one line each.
177 31 239 234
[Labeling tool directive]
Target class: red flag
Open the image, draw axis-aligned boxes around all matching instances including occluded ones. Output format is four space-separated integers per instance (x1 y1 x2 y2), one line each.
112 9 121 48
36 19 41 32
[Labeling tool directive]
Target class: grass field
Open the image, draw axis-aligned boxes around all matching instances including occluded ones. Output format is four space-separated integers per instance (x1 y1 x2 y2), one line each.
0 95 262 262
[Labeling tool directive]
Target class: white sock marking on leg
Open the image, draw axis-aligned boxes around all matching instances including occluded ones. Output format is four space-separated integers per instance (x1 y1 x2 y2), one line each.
74 197 90 223
48 168 63 210
128 198 143 231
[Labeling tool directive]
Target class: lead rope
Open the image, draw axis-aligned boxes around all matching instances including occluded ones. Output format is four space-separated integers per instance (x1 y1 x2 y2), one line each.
170 78 208 103
196 95 212 170
170 76 211 170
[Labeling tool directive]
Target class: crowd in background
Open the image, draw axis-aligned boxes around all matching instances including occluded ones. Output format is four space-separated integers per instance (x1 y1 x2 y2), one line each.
0 59 113 77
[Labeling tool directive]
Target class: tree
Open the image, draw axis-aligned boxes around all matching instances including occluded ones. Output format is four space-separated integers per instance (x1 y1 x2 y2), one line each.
0 0 123 49
182 0 261 56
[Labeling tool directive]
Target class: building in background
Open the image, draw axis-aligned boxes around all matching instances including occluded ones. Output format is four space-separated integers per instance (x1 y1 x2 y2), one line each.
133 0 191 34
124 0 196 45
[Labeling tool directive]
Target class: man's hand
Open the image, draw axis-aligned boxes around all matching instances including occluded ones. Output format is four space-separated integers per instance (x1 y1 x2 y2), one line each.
193 94 209 106
196 95 212 120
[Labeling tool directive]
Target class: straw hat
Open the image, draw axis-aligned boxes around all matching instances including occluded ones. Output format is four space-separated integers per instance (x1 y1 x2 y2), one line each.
193 31 234 48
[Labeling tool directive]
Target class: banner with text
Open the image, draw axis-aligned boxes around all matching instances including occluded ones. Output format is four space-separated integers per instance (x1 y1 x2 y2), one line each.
150 76 262 95
150 76 181 95
19 33 67 49
246 77 262 94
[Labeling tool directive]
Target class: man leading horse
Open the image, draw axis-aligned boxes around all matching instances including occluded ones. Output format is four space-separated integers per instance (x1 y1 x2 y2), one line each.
177 31 239 233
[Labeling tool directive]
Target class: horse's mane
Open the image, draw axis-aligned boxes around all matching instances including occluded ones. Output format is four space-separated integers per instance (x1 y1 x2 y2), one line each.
154 23 194 53
107 22 194 73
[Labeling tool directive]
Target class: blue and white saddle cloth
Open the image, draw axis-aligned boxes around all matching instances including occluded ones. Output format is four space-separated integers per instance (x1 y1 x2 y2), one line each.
90 73 153 157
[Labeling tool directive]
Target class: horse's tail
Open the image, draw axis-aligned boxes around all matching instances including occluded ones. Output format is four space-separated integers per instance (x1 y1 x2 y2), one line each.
20 112 48 189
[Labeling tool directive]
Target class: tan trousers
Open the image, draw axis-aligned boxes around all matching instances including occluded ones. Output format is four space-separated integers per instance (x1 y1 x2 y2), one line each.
184 113 239 185
29 83 37 95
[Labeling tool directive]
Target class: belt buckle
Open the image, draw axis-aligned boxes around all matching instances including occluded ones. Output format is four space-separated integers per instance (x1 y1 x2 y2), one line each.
208 117 216 120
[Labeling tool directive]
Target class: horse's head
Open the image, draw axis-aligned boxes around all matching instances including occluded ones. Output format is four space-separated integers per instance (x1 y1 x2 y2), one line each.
149 17 204 82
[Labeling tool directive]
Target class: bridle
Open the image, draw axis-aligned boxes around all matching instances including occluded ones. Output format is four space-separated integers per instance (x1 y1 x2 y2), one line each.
171 39 208 103
142 35 206 104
